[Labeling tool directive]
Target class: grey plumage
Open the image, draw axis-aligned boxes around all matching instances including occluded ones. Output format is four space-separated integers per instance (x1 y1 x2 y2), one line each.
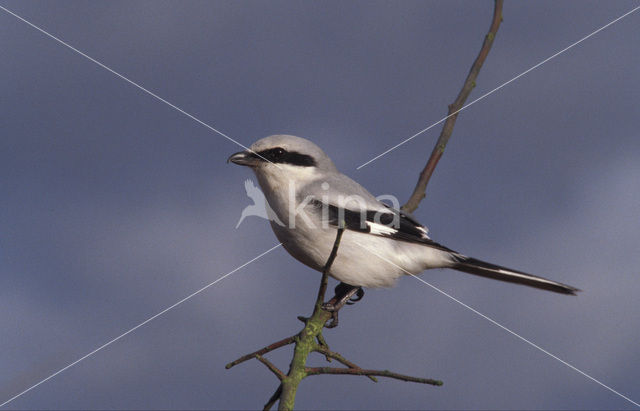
228 135 579 295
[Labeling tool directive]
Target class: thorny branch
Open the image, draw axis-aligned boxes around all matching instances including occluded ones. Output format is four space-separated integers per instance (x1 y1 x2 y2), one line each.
403 0 504 213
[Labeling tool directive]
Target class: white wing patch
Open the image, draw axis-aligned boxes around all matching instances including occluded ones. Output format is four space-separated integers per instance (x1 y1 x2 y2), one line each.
367 221 398 236
367 220 431 240
416 225 430 238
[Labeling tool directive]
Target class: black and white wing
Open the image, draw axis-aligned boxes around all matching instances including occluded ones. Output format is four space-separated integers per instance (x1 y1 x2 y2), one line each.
312 199 455 253
312 199 579 295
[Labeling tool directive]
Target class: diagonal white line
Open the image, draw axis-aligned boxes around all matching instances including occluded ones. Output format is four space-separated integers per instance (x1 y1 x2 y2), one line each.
0 243 283 409
356 5 640 170
409 275 640 408
356 243 640 408
0 5 278 166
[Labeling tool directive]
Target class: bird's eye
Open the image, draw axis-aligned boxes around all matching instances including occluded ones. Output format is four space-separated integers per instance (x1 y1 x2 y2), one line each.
271 147 286 158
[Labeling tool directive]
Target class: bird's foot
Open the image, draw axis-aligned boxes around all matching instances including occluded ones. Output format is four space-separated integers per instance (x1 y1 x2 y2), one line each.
321 283 364 328
345 288 364 305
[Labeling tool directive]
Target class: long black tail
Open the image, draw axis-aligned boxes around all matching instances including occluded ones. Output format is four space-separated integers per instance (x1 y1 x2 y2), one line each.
453 256 580 295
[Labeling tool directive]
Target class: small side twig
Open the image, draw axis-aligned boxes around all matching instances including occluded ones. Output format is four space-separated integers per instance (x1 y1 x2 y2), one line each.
403 0 504 213
305 367 442 386
315 333 331 362
225 335 295 369
263 384 282 411
314 224 344 312
314 345 377 383
256 355 286 381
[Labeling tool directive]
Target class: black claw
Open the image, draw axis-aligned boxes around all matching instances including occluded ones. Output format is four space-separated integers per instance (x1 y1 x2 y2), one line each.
346 288 364 305
325 311 339 328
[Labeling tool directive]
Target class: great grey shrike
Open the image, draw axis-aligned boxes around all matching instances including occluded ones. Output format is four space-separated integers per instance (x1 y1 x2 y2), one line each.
228 135 578 321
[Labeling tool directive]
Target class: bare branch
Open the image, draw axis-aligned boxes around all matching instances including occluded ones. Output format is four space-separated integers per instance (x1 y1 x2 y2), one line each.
228 220 442 410
403 0 504 213
314 345 377 383
225 335 295 369
315 333 332 362
305 367 443 386
314 223 345 311
228 203 444 409
256 355 286 381
263 384 282 411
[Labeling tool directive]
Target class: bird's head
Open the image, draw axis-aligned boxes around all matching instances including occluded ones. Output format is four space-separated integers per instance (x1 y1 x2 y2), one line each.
227 135 337 183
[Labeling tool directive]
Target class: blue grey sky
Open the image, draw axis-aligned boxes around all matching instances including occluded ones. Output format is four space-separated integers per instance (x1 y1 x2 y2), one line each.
1 1 639 409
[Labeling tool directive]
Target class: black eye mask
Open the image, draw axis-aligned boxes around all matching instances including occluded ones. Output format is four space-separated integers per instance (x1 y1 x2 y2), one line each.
256 147 317 167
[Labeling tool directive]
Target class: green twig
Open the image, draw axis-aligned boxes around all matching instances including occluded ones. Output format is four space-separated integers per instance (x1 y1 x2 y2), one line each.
278 226 345 410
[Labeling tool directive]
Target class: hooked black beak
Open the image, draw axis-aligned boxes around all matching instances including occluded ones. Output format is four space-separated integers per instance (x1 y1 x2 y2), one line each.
227 150 260 167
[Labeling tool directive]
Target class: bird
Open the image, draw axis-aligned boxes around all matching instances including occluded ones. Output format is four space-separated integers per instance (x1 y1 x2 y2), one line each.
228 135 579 325
235 179 284 228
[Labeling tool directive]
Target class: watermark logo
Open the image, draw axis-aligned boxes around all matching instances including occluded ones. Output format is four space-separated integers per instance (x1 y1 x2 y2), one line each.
236 179 401 230
236 179 285 228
